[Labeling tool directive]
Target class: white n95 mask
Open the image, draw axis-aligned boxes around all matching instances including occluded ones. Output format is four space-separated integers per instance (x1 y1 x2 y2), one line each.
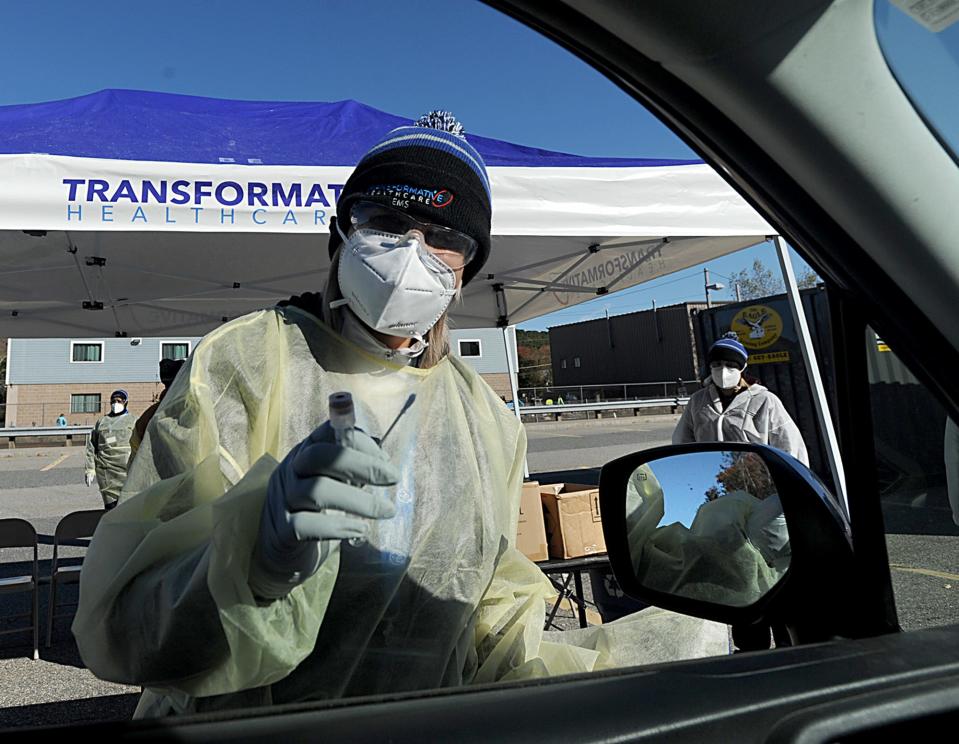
111 402 125 414
333 225 457 339
711 366 742 390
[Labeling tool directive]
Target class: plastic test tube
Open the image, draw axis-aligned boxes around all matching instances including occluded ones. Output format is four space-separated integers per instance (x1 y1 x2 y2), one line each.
328 392 366 547
329 391 355 444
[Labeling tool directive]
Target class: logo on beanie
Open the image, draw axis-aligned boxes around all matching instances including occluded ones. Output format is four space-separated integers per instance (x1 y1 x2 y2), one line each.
432 190 454 208
369 184 455 210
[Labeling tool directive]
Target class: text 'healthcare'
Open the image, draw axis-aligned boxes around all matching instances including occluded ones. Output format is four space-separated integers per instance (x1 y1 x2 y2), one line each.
61 178 343 226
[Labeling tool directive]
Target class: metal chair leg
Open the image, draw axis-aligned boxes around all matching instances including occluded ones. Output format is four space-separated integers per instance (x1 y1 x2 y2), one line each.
544 573 574 630
32 583 39 660
46 576 57 648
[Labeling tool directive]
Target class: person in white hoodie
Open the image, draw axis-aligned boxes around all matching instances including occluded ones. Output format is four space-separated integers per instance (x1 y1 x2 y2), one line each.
673 332 806 651
673 332 809 466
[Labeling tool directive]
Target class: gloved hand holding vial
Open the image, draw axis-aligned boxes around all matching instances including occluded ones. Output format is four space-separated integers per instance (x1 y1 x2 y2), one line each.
248 392 399 600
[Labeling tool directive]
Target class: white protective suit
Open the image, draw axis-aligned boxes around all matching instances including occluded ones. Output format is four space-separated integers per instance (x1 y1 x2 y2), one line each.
85 410 137 507
73 305 727 718
673 382 809 466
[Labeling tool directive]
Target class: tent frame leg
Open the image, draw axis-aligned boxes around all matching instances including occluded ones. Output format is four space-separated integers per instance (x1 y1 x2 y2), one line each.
503 325 530 479
774 236 849 517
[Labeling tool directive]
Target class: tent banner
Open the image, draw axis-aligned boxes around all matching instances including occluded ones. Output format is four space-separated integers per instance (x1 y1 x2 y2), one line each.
0 155 772 237
0 154 351 233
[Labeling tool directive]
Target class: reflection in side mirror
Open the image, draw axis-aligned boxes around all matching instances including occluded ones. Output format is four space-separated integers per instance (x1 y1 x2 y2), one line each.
625 451 789 609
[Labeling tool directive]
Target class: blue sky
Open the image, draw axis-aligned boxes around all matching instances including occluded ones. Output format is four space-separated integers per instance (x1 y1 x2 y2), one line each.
652 451 730 526
1 1 952 332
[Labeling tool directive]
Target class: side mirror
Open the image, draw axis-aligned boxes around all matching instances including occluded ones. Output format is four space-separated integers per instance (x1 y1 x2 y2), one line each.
599 443 856 644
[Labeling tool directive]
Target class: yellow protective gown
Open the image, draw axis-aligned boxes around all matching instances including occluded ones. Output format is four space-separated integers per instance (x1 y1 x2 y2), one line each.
84 410 137 507
73 305 726 717
628 485 787 608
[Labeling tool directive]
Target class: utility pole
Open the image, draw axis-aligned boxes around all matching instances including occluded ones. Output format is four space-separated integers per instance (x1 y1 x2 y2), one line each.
735 282 743 302
704 268 724 308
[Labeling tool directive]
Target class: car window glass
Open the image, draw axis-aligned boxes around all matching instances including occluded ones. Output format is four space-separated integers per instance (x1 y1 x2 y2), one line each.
0 0 840 731
866 327 959 630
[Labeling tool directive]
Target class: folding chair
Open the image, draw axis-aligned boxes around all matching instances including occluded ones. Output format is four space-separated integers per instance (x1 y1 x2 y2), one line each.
46 509 105 647
0 518 40 660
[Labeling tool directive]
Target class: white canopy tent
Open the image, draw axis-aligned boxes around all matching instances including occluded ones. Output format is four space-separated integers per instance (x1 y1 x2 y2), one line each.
0 90 846 510
0 90 772 337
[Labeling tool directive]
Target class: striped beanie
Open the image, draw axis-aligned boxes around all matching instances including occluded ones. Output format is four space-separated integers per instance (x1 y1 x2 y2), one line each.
330 111 492 285
708 332 749 367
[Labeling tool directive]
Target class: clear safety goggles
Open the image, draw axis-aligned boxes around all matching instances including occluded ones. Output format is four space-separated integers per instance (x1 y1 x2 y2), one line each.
349 201 478 271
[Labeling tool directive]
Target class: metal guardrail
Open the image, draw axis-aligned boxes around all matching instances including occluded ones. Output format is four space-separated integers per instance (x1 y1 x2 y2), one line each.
518 396 689 416
0 426 92 447
0 398 690 438
0 426 93 437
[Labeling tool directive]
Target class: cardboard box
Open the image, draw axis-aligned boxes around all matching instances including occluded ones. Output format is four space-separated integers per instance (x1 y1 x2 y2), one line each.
540 483 607 559
515 481 549 562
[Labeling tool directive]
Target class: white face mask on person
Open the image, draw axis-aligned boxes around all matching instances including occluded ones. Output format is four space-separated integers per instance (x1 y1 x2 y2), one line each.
111 402 125 414
331 223 457 339
710 363 743 390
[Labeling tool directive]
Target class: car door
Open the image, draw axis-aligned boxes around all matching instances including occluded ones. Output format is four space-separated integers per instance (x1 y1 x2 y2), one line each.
10 1 959 741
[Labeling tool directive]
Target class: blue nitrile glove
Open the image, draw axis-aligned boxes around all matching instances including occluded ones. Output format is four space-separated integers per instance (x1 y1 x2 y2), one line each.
249 422 399 600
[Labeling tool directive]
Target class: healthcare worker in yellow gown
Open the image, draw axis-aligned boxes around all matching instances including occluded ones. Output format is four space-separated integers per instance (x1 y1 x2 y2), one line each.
84 389 137 509
73 113 727 718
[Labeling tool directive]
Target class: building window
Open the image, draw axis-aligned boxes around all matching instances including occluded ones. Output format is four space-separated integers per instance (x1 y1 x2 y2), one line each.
71 342 103 363
161 342 191 360
71 394 101 414
562 359 568 369
458 340 482 358
574 357 581 368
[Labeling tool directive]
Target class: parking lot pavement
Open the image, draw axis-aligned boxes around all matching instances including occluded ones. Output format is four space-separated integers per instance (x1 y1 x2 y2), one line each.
525 414 679 474
0 447 139 729
0 637 138 728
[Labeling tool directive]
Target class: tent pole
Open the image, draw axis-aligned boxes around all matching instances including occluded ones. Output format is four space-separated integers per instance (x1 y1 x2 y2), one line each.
503 325 530 479
774 236 849 517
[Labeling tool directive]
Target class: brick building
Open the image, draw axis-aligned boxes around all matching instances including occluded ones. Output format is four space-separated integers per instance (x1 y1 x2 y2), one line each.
3 328 517 427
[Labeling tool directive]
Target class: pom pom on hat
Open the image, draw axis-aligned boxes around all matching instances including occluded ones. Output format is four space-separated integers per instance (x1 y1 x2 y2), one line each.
415 110 467 139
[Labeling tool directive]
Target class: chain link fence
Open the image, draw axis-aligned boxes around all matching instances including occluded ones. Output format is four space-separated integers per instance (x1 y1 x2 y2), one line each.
515 380 697 408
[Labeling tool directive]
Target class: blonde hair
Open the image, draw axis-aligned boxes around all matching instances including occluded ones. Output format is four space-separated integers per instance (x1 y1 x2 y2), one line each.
323 247 452 369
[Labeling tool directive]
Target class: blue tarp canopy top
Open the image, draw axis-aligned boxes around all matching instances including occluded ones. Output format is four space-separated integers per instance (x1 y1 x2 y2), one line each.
0 89 691 168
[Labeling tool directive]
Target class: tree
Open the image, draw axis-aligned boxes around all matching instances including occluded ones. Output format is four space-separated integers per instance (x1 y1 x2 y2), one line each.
516 330 552 388
728 259 821 300
728 259 783 300
796 265 820 289
704 451 777 502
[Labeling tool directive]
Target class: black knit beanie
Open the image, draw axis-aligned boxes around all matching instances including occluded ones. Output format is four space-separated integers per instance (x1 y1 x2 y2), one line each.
329 111 492 285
